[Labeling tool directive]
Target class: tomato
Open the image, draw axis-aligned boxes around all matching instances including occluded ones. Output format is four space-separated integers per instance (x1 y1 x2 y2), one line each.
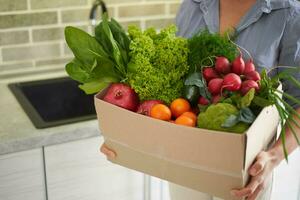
181 112 197 122
175 115 196 127
170 98 191 118
150 104 172 121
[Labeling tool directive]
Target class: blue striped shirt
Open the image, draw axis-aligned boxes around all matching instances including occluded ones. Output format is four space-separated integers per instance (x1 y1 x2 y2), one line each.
176 0 300 108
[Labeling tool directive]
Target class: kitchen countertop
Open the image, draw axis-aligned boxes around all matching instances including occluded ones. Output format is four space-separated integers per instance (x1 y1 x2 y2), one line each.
0 68 101 156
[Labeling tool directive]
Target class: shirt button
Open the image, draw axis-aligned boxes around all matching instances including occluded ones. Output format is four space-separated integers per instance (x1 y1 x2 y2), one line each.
262 7 271 13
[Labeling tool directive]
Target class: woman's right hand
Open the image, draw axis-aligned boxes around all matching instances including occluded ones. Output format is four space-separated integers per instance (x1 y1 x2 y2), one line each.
100 143 117 159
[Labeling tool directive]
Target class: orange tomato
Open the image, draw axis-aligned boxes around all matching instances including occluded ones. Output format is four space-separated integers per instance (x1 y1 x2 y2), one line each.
181 111 197 122
170 98 191 118
150 104 172 121
175 115 196 127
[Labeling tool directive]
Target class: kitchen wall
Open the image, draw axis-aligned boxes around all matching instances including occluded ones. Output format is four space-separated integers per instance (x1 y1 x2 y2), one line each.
0 0 181 76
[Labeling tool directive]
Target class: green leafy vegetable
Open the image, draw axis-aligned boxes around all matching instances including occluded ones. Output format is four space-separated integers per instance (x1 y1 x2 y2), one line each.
188 30 238 69
184 72 211 100
238 88 255 108
127 25 189 104
222 107 256 128
254 68 300 160
197 103 249 133
65 15 130 94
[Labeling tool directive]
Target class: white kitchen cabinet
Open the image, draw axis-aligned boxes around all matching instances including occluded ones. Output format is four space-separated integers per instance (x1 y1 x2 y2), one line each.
0 148 46 200
44 136 145 200
148 176 170 200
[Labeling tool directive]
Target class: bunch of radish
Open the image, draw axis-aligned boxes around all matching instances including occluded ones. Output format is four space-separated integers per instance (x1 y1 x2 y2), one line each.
200 55 261 105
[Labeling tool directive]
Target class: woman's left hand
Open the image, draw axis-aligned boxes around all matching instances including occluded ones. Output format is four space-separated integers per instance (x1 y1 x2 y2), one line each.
231 151 281 200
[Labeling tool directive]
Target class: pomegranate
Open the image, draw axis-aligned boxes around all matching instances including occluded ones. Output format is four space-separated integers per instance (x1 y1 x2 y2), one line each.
232 55 245 75
240 80 260 95
215 57 231 74
244 59 256 74
208 78 224 95
245 71 261 82
103 83 139 111
137 100 163 116
222 73 242 91
203 67 219 82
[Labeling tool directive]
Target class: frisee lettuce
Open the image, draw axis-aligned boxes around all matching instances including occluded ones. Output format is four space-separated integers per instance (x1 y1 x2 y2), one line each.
126 25 189 104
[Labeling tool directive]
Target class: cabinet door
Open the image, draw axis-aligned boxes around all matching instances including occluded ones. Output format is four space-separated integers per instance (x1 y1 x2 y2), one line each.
0 148 46 200
148 176 170 200
44 136 144 200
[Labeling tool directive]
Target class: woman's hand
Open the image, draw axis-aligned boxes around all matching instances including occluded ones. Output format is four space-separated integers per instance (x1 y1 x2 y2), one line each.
231 150 281 200
100 143 117 159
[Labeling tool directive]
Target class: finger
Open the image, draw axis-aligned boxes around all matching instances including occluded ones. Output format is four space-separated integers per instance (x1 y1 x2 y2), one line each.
100 144 116 159
231 176 262 198
247 184 264 200
249 152 267 176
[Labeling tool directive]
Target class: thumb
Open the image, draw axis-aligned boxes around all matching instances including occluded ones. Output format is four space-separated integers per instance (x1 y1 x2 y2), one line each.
249 152 267 176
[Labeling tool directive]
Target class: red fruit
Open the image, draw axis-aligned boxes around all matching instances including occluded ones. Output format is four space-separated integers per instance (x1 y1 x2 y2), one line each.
137 100 163 116
245 71 261 82
203 67 219 82
241 80 260 95
223 73 242 91
198 96 210 105
215 57 231 74
103 83 139 111
212 95 222 104
244 59 256 74
232 55 245 75
208 78 223 95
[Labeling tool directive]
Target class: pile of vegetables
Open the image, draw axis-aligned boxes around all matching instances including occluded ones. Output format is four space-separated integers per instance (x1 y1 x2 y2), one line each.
65 15 300 159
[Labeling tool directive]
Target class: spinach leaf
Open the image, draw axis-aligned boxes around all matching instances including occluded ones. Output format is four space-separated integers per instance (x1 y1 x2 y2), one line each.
96 14 126 77
239 107 256 124
222 107 256 128
79 81 111 95
109 18 130 53
184 72 211 100
65 26 112 68
65 60 90 83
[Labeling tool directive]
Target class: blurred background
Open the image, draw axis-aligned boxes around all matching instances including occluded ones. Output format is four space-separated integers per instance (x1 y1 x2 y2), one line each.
0 0 299 200
0 0 179 77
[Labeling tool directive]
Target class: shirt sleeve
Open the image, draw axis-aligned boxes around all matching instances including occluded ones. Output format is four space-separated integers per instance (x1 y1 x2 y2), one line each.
278 7 300 109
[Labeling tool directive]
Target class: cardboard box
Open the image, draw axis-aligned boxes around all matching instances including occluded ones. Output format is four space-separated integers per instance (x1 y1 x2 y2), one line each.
94 91 280 200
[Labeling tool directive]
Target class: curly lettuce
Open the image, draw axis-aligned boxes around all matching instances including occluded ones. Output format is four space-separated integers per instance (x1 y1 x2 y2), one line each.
126 25 189 104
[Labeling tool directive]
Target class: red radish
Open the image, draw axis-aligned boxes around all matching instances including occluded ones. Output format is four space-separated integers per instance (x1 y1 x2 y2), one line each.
215 57 231 74
212 95 222 104
208 78 223 95
222 73 242 91
245 71 261 82
240 80 260 95
203 67 219 82
103 83 139 111
232 55 245 75
137 100 163 116
198 96 210 105
244 59 256 74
